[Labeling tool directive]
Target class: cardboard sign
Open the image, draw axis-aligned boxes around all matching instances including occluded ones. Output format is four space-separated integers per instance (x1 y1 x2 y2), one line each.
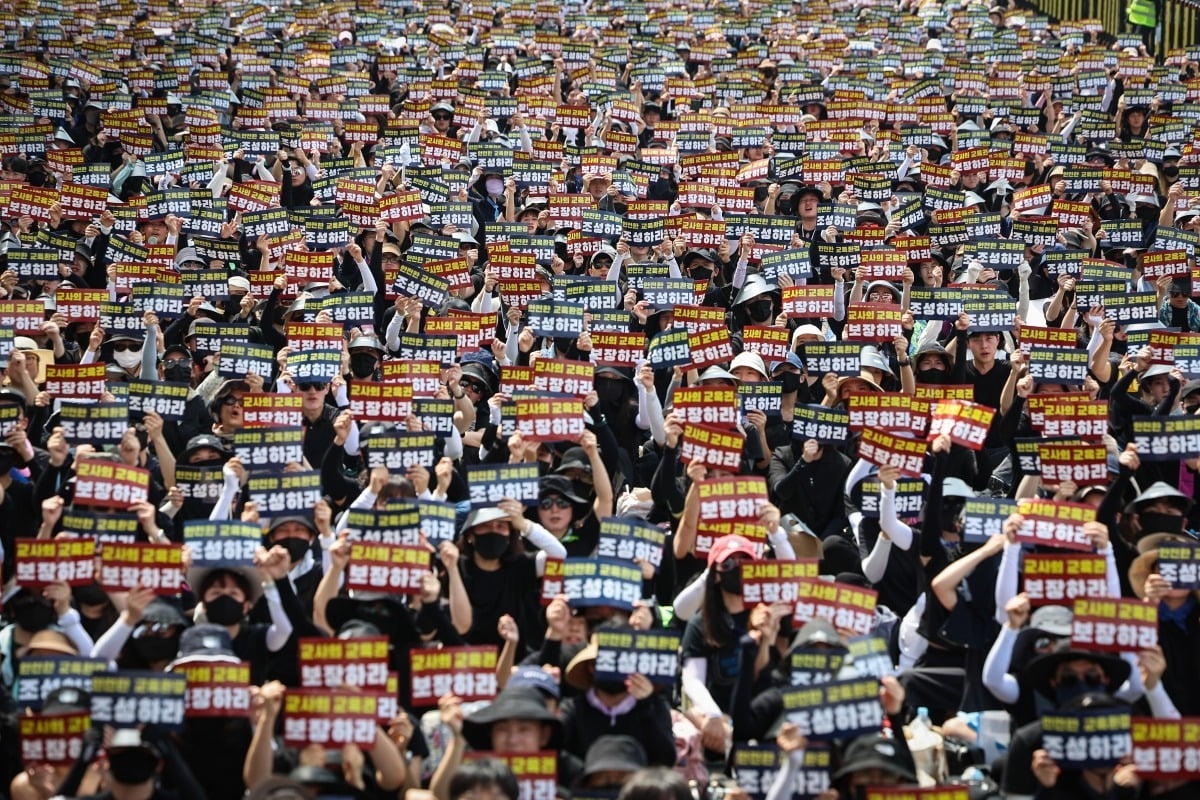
1131 416 1200 461
792 579 877 635
300 637 390 689
232 427 305 469
741 560 820 605
349 382 415 422
1038 442 1108 486
560 558 642 610
674 387 739 428
679 422 745 471
515 396 584 442
45 363 107 399
927 399 994 450
1043 708 1132 768
847 393 926 436
16 657 107 710
173 661 251 718
98 542 185 594
410 646 498 706
19 711 90 765
283 690 378 749
345 505 423 546
792 405 850 444
466 462 541 506
781 677 884 739
90 671 187 731
595 517 666 570
1157 543 1200 590
73 460 150 509
1022 553 1109 604
1071 597 1158 652
1039 398 1107 439
857 428 928 477
58 402 128 445
1131 717 1200 778
15 539 95 587
1014 498 1097 551
345 542 429 594
593 628 682 686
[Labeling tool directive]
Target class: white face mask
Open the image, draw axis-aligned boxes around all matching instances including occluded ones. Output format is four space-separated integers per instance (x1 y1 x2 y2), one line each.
113 349 141 369
145 235 159 245
485 178 504 196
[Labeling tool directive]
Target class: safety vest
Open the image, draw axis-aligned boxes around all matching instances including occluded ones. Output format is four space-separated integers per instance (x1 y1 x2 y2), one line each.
1127 0 1157 28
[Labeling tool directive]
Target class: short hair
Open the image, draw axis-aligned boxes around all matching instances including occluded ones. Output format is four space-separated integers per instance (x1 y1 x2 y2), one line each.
448 758 519 800
617 768 694 800
198 568 253 600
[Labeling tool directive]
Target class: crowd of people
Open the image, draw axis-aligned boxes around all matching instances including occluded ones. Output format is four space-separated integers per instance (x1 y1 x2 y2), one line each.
1 0 1200 798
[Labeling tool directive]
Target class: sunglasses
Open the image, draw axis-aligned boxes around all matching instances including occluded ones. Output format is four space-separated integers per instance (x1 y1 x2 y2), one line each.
715 554 750 573
539 496 572 510
1171 290 1185 297
1056 668 1104 688
164 356 191 367
297 382 328 392
460 378 485 393
112 342 143 352
221 395 245 407
433 113 453 121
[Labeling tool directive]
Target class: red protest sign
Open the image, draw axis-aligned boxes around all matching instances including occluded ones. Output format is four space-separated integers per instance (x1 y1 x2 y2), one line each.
45 363 107 399
15 539 95 587
1039 398 1108 439
793 578 878 635
283 249 334 285
173 661 251 718
679 423 745 472
465 752 557 800
98 542 185 594
1038 441 1108 486
1015 498 1097 552
532 358 593 397
673 387 739 428
346 542 429 594
696 476 768 520
516 396 584 442
226 181 278 212
782 286 836 318
58 182 108 220
20 712 90 766
1131 718 1200 779
857 428 927 477
349 382 415 422
858 249 907 281
241 393 303 428
282 690 378 750
741 560 820 605
54 289 106 323
589 331 645 367
1071 597 1158 653
847 393 927 435
0 299 47 334
299 637 390 688
1022 553 1109 605
410 646 499 706
285 322 345 353
844 303 903 341
927 399 995 450
73 460 150 509
688 326 734 368
741 326 790 362
1139 249 1189 280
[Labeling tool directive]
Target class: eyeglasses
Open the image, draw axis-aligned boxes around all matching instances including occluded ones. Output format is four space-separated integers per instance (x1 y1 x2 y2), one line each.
715 554 750 573
433 113 453 121
297 382 328 392
112 342 143 352
164 356 191 367
221 395 245 407
539 496 573 510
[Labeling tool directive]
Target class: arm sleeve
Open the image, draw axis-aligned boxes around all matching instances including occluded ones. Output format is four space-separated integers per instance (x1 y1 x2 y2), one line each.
682 655 722 717
878 486 913 550
208 468 241 520
765 750 806 800
767 526 796 560
981 624 1021 704
862 537 893 584
140 326 157 380
89 617 135 662
263 582 295 652
672 570 707 621
994 541 1022 625
56 609 94 660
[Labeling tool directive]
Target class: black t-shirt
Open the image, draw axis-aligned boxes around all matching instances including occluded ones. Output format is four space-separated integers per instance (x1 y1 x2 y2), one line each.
460 553 544 655
681 608 750 713
966 360 1012 447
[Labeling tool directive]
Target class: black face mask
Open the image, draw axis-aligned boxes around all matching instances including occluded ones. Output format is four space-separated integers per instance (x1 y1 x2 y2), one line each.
717 569 743 594
594 679 627 695
1136 206 1159 222
473 532 510 560
107 749 159 785
275 537 311 564
595 380 628 408
1164 164 1180 178
746 300 773 322
915 368 946 385
1053 673 1105 708
132 635 179 664
204 594 245 626
15 601 56 633
350 353 378 379
164 364 191 383
688 265 713 281
189 458 225 469
779 371 801 395
572 480 595 501
1139 511 1184 535
73 582 109 606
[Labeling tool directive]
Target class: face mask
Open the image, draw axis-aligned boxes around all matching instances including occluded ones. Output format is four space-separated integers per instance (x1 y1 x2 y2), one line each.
350 353 378 379
145 235 160 246
485 178 504 195
595 380 627 407
1054 673 1105 707
1136 206 1158 222
73 582 109 606
1165 164 1180 178
688 265 713 281
204 594 245 626
113 349 142 370
915 368 945 384
276 537 311 564
15 601 56 633
107 749 159 785
132 635 179 663
473 532 510 560
779 371 801 394
718 569 743 594
1139 511 1183 535
572 480 594 501
747 300 773 322
164 364 190 383
594 679 627 695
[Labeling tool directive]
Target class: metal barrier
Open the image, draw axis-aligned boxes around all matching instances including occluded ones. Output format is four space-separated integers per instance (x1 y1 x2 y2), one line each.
1024 0 1199 56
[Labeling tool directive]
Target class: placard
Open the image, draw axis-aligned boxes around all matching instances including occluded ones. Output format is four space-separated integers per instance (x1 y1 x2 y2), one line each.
282 690 377 749
19 711 90 765
466 462 541 506
90 671 187 731
927 399 994 450
73 460 150 509
464 752 556 800
173 661 251 718
345 505 423 546
792 405 850 444
593 628 682 686
58 402 128 445
674 387 739 429
515 396 584 442
679 422 745 471
1028 347 1089 385
127 379 188 422
246 470 322 517
345 542 429 594
800 342 863 376
1131 416 1200 461
1038 441 1108 486
1042 708 1132 768
98 542 185 594
1157 543 1200 590
595 517 666 570
1131 717 1200 779
560 558 642 610
1022 553 1109 604
15 539 96 587
1071 597 1158 652
232 427 305 469
781 677 884 739
792 578 877 635
300 637 390 689
16 658 107 710
741 560 820 605
410 646 499 706
857 428 928 477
